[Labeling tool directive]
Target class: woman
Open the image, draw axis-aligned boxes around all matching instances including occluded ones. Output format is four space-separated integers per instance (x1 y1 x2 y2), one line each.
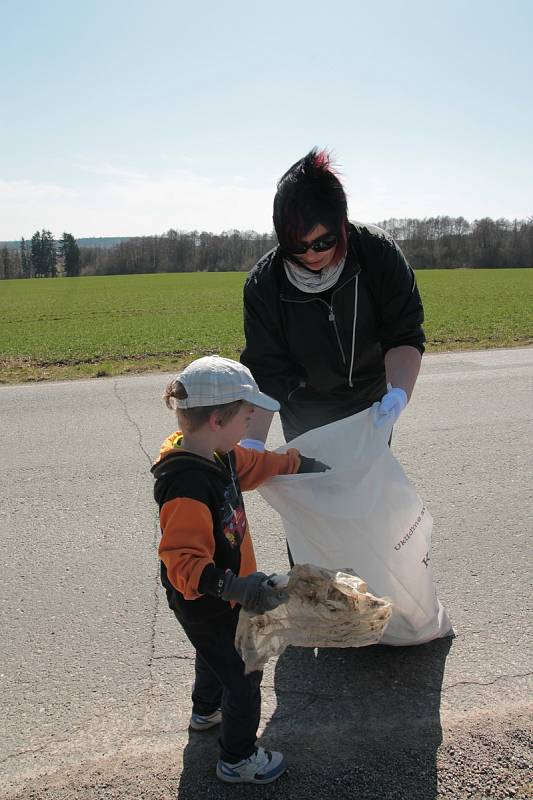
240 148 425 446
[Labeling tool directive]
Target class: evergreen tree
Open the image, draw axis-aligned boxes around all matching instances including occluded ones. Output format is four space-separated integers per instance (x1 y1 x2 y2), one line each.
30 231 44 277
29 230 56 277
41 230 57 277
1 246 11 279
20 237 31 277
60 232 81 276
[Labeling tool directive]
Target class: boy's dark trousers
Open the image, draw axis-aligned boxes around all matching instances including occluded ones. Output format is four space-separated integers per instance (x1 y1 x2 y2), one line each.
176 605 262 764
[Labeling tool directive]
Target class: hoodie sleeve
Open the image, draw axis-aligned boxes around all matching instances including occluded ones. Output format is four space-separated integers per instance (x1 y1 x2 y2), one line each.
241 266 302 402
365 228 425 355
158 497 216 600
233 445 302 491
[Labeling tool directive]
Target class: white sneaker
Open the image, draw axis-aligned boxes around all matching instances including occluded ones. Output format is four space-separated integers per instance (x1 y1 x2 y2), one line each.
216 746 286 784
189 708 222 731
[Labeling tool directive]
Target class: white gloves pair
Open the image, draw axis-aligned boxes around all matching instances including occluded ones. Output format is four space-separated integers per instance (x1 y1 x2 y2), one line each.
373 384 408 428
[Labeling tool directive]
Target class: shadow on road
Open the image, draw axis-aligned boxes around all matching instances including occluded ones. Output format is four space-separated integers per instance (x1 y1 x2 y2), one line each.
177 637 453 799
263 636 453 799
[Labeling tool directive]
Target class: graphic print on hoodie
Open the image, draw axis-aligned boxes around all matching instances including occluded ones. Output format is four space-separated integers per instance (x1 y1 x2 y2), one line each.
221 472 247 550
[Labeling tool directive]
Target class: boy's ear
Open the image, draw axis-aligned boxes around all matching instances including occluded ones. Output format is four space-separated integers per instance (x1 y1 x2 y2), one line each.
208 410 223 431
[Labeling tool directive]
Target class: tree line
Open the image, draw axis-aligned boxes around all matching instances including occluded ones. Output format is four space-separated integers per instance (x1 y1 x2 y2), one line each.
1 230 80 279
1 216 532 280
375 216 533 269
79 229 277 277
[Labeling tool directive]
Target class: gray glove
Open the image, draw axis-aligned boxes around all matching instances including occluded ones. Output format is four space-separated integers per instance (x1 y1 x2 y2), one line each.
309 459 330 472
298 455 331 473
221 571 289 615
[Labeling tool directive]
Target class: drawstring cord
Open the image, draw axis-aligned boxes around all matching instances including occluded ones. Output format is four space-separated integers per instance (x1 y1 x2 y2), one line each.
348 273 359 388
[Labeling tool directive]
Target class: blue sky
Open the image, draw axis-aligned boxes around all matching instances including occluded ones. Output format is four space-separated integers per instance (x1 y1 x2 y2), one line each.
1 0 532 239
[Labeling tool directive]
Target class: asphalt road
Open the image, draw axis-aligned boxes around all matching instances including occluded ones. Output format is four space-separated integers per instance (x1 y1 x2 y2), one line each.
1 348 532 799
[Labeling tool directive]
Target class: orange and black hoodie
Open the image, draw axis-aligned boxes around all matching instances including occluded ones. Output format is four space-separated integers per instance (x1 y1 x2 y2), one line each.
151 432 308 624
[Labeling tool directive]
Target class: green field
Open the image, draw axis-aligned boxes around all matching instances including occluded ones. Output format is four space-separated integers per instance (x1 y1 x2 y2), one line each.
0 269 531 383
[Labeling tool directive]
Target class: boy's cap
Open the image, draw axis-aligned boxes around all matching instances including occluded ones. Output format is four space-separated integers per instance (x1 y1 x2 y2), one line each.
174 356 280 412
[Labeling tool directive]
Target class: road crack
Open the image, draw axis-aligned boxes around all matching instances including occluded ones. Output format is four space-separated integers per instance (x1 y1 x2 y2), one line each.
112 380 164 723
112 381 153 467
443 671 532 691
151 654 194 661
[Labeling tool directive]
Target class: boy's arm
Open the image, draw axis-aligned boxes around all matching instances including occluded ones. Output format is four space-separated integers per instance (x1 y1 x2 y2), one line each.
159 497 220 600
159 493 289 610
233 446 328 491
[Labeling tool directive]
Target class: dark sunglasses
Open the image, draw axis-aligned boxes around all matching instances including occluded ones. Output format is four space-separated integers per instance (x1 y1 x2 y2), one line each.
289 232 338 255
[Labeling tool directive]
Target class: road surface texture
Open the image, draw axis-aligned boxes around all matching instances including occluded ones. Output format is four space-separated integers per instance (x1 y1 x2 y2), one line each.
1 348 531 799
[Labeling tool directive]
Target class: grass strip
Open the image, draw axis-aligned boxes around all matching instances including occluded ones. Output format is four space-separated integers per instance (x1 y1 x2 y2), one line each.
1 269 531 384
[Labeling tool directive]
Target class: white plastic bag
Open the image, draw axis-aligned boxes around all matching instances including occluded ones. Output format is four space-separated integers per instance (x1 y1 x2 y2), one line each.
259 408 452 645
236 564 393 673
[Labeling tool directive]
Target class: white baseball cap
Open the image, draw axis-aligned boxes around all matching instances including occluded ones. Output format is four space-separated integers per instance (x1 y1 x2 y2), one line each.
174 355 280 412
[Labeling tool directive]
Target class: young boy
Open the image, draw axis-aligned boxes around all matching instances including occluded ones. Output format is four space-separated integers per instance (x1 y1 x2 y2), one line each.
151 355 328 785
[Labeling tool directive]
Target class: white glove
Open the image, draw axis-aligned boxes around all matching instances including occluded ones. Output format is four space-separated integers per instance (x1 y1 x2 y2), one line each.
373 384 408 428
239 438 266 452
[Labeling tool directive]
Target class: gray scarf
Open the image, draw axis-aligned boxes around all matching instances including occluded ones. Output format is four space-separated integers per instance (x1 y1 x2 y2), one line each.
283 252 347 293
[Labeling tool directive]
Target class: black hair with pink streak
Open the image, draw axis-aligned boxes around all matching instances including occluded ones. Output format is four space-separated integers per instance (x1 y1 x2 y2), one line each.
273 148 348 260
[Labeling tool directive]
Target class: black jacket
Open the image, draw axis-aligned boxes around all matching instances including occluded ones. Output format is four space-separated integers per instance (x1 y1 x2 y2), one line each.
241 222 425 440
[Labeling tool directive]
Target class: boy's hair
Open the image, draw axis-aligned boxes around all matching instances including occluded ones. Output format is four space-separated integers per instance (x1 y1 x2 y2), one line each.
163 379 243 432
273 147 348 261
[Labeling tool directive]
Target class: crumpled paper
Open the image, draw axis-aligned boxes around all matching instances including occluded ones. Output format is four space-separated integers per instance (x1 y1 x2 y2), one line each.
235 563 393 674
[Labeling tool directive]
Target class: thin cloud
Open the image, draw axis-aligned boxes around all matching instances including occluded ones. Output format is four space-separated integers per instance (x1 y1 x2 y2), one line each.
0 172 274 239
71 160 147 180
0 179 78 204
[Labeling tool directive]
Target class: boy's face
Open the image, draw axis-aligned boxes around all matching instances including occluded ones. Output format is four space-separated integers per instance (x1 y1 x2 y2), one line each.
215 401 255 452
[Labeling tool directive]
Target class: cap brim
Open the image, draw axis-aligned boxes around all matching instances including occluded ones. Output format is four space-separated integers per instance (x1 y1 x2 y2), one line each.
246 389 280 412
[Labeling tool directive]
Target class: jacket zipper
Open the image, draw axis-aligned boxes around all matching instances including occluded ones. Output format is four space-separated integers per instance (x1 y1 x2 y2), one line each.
280 295 346 365
327 305 346 365
280 271 358 371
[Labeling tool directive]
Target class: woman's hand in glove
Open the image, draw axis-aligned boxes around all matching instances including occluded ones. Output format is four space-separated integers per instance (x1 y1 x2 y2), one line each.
221 571 289 615
373 384 407 428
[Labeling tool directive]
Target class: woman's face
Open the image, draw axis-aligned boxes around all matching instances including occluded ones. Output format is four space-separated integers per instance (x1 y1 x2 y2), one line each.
291 223 338 271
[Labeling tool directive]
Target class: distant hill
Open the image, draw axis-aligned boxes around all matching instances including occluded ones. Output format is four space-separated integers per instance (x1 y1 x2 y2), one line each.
0 236 131 250
77 237 132 249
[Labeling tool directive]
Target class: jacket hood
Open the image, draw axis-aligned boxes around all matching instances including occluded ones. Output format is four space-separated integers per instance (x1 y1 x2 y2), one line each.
151 431 228 505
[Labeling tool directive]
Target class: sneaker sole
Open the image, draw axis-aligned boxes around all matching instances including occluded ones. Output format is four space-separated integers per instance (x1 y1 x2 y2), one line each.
216 761 286 784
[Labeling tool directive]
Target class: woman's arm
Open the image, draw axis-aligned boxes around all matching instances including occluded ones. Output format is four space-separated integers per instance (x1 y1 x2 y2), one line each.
366 228 425 360
241 275 295 398
240 266 299 446
384 345 422 401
